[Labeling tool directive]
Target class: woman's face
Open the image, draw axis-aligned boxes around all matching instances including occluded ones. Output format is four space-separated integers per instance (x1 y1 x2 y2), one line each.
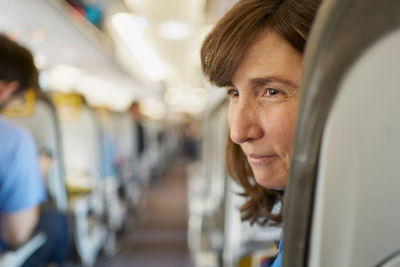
227 29 303 190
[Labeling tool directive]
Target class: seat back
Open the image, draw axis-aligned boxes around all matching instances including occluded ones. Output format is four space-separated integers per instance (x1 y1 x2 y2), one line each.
94 107 117 179
201 94 228 217
142 119 164 180
59 103 101 192
4 94 67 212
112 111 143 208
224 177 282 267
187 91 228 266
283 0 400 266
113 112 136 172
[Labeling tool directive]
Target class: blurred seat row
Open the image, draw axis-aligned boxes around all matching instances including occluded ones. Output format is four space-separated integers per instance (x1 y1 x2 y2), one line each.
0 89 176 266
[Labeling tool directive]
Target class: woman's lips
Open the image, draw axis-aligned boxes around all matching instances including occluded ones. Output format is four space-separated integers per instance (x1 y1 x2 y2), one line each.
247 154 277 165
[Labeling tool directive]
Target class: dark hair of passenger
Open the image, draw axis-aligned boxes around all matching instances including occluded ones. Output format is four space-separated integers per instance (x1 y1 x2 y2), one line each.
0 34 39 93
200 0 321 225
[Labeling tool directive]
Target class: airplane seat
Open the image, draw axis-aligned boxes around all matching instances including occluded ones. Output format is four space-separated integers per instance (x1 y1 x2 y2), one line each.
132 118 167 189
283 0 400 266
199 100 228 265
113 111 142 209
3 92 68 212
198 92 228 218
112 112 135 183
154 122 167 180
163 122 180 162
188 91 231 267
0 91 64 266
143 120 165 183
156 124 167 170
135 119 160 188
59 103 103 210
224 178 282 267
93 108 127 247
0 233 47 267
52 93 107 266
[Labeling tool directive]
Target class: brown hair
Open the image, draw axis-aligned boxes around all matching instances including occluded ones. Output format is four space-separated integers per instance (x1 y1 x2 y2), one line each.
0 34 39 93
201 0 321 224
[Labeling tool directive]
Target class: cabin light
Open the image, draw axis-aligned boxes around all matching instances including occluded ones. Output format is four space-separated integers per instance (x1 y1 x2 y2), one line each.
133 17 147 30
159 21 191 40
34 53 47 69
76 74 135 111
140 98 166 120
111 13 165 81
164 87 181 106
48 65 81 92
165 87 208 114
77 74 108 96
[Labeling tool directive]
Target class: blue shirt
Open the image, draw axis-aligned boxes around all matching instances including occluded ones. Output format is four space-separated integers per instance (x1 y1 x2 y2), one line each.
0 118 46 249
100 133 117 178
271 239 283 267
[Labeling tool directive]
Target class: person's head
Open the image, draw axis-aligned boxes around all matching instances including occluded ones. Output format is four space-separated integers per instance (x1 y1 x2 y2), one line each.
0 34 39 109
201 0 321 224
129 101 143 121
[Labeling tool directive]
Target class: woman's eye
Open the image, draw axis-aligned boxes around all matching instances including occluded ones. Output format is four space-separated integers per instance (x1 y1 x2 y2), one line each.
264 88 280 96
227 88 239 98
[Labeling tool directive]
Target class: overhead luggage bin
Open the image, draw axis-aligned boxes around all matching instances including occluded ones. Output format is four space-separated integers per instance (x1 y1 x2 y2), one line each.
283 0 400 266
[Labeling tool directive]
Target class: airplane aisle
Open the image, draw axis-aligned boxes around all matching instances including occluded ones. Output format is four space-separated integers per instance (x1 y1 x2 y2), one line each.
95 156 193 267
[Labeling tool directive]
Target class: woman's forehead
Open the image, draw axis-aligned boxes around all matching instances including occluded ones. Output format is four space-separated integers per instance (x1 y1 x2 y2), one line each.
230 29 303 88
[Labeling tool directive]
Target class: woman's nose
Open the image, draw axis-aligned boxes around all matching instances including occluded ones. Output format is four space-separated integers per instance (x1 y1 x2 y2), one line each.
229 102 263 144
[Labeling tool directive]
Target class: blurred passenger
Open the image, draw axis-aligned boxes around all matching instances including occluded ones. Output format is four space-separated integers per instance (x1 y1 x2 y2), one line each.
182 119 201 161
97 108 118 178
129 101 145 157
0 34 68 266
200 0 321 266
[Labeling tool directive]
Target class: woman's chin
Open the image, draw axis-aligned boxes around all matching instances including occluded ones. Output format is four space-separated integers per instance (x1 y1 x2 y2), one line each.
254 172 287 191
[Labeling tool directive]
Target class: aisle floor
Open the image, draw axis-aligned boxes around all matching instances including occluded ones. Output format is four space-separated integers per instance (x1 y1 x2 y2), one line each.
94 157 193 267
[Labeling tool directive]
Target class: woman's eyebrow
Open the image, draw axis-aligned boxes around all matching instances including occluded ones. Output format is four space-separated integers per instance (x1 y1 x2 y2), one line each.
224 81 234 88
225 76 299 90
249 76 299 89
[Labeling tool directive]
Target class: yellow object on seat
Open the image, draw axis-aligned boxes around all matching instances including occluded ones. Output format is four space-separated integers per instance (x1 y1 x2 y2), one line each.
1 89 36 117
50 92 83 123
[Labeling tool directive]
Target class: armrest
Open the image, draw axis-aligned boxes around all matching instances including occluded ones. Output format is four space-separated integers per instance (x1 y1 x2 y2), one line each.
68 193 91 215
0 232 46 267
